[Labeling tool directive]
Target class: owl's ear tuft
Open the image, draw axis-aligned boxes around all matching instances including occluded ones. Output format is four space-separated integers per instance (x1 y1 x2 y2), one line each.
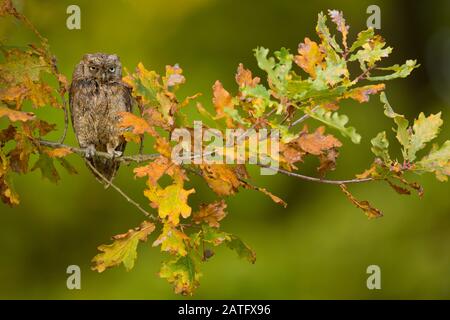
82 53 94 61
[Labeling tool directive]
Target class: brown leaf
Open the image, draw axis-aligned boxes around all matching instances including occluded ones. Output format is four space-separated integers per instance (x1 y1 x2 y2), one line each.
200 164 242 196
8 134 33 174
340 184 383 219
0 125 16 143
386 179 411 195
235 63 260 88
295 126 342 155
317 148 339 177
193 200 227 228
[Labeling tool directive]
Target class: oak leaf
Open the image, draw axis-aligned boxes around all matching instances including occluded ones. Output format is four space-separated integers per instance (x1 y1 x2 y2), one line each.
153 223 189 256
340 184 383 219
144 183 195 225
192 200 227 228
92 221 155 272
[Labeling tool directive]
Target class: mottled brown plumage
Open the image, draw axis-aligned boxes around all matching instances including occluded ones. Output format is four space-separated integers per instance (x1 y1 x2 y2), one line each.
69 53 132 184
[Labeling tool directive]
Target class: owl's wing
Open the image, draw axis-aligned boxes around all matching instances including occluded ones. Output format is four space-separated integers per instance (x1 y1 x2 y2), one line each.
117 81 133 113
113 82 133 153
69 79 97 140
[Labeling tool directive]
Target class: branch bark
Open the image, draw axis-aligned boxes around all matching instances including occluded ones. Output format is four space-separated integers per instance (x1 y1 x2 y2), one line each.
39 140 375 185
38 140 159 163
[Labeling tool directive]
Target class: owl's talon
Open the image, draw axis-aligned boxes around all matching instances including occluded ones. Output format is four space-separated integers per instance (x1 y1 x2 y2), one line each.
113 150 123 158
85 145 96 158
107 148 122 158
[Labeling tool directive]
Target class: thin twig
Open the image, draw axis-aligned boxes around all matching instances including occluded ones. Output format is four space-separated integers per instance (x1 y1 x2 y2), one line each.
259 165 374 185
290 105 319 128
38 140 159 163
353 65 376 83
85 160 156 220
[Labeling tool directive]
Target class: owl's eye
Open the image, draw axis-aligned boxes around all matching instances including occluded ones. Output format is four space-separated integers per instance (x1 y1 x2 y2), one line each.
108 67 115 73
89 66 97 71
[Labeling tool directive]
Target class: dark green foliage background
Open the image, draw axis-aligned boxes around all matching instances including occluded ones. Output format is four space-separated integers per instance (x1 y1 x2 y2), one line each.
0 0 449 299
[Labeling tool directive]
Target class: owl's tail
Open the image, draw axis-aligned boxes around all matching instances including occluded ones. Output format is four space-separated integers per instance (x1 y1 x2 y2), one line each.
85 156 120 188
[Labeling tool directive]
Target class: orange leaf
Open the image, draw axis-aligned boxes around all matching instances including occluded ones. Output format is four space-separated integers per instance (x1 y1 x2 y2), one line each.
118 112 156 136
193 200 227 228
200 164 242 196
45 147 72 158
295 126 342 155
345 84 385 103
0 106 35 122
294 37 325 78
235 63 260 88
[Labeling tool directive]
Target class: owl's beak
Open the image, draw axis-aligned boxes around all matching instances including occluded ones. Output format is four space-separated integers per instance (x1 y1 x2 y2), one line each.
101 72 106 81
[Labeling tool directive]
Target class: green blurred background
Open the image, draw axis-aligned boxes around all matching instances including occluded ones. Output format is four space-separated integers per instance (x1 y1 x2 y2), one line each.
0 0 449 299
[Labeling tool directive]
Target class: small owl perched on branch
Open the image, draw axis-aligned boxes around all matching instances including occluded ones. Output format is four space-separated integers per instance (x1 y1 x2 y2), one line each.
69 53 132 184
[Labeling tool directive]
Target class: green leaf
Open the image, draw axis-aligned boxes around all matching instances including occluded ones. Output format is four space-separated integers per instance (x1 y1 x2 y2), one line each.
305 106 361 144
312 56 348 90
380 92 410 157
91 221 155 272
407 112 443 161
349 35 392 69
368 60 419 81
254 47 293 93
371 131 391 163
349 28 375 53
159 254 202 296
202 224 231 246
416 141 450 181
31 153 59 183
56 158 78 175
226 235 256 264
0 48 50 85
316 12 342 57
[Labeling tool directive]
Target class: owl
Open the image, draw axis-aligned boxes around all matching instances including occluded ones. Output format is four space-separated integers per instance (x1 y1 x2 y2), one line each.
69 53 132 184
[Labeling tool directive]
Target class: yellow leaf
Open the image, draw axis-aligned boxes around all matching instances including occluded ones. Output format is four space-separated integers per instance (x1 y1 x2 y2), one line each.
295 37 325 78
153 223 189 256
91 221 155 273
144 183 195 225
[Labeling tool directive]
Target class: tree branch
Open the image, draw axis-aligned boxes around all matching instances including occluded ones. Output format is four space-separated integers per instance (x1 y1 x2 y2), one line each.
38 140 159 163
259 165 374 185
39 140 374 185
